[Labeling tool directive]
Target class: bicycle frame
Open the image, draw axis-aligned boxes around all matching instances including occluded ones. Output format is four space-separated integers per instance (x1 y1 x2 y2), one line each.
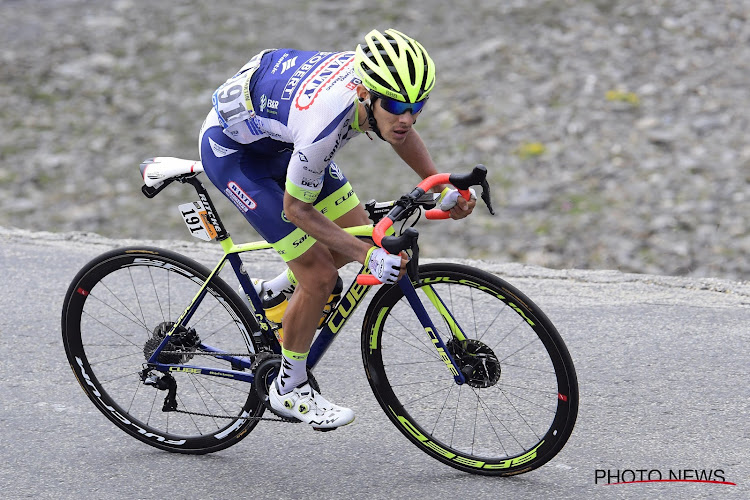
145 177 468 385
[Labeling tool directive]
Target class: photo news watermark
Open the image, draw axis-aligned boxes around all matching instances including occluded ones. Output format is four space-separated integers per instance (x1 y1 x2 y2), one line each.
595 468 736 486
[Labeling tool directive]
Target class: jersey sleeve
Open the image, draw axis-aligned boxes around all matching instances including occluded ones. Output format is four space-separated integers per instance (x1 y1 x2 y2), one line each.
285 104 356 203
285 145 328 202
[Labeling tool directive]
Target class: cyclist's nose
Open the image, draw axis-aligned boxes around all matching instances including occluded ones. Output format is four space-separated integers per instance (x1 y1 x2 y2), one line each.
399 111 416 124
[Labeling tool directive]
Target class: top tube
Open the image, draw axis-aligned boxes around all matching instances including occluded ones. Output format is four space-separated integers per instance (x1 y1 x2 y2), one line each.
220 225 375 255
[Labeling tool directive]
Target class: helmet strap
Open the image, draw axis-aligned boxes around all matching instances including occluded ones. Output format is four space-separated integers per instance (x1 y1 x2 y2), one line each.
364 99 386 142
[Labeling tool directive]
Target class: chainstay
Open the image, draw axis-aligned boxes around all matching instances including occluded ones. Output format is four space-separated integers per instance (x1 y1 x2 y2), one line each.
160 350 253 357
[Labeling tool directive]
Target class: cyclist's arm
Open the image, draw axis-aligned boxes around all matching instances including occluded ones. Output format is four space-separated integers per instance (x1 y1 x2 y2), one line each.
284 191 372 265
391 129 475 219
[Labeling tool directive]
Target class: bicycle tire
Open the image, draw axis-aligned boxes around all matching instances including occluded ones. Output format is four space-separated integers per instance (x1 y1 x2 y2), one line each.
61 246 265 454
361 263 578 475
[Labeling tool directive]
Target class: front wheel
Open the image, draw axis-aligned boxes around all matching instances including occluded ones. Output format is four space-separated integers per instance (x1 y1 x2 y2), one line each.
61 247 265 454
361 263 578 476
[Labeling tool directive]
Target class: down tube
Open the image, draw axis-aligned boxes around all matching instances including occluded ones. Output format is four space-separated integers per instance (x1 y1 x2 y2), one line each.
397 278 466 385
307 275 373 368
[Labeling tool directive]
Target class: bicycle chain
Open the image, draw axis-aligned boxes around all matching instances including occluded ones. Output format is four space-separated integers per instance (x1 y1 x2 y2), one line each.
168 408 296 423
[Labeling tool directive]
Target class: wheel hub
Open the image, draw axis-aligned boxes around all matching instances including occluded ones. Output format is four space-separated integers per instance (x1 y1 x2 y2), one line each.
143 322 200 364
446 338 501 388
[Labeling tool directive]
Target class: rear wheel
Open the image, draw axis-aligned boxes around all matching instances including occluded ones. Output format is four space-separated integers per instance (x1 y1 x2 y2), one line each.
362 263 578 475
61 247 265 454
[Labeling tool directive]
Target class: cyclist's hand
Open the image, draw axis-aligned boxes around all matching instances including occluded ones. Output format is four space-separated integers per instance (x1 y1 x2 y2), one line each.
439 187 477 219
366 247 407 284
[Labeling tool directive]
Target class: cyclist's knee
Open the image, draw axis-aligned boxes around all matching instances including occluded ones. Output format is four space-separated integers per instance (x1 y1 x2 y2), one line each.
289 246 339 293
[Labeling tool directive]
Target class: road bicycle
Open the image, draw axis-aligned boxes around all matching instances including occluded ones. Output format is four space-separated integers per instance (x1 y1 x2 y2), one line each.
61 157 578 476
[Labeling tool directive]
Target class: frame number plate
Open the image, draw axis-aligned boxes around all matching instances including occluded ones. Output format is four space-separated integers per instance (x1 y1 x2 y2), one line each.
178 201 218 241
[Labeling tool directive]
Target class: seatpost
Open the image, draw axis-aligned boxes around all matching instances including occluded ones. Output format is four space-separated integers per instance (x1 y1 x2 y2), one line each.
184 176 231 241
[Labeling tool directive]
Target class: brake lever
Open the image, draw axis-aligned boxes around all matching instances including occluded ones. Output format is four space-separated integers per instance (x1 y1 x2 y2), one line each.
480 178 496 215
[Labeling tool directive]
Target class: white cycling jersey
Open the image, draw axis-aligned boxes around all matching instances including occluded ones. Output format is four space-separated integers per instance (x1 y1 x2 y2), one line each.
206 49 365 203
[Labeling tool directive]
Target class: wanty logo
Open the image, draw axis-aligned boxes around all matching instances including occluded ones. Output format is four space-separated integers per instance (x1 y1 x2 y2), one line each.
295 53 354 111
226 182 257 212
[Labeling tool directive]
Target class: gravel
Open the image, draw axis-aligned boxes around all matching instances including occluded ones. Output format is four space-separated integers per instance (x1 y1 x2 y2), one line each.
1 0 748 281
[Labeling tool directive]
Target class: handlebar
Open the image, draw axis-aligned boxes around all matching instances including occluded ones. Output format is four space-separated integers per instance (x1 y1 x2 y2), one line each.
357 165 494 286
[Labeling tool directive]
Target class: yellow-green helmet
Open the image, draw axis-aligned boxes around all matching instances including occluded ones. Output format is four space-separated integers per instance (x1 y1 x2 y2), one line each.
354 28 436 103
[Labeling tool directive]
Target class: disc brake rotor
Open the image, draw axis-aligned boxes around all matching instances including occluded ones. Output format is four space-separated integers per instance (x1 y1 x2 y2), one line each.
446 338 501 388
143 322 201 364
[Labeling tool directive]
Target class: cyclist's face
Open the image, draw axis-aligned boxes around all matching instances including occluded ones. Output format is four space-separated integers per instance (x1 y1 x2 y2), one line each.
372 98 420 144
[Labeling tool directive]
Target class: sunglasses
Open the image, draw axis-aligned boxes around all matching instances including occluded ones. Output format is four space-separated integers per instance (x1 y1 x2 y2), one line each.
373 93 428 115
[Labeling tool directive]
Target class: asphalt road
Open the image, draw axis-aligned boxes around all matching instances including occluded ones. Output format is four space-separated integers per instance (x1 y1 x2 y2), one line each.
1 228 748 500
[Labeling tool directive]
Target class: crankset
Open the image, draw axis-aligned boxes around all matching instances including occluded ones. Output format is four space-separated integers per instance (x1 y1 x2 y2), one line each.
446 338 501 388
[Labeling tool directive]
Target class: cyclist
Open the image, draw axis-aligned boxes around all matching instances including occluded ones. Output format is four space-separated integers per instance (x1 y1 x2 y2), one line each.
199 28 475 430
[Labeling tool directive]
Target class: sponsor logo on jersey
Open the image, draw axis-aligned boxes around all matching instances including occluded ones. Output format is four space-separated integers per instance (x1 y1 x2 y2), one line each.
295 53 355 111
226 182 257 212
271 52 291 74
323 120 352 163
259 95 279 114
209 137 238 158
328 162 343 181
301 175 323 188
281 56 298 74
281 52 332 101
346 77 362 91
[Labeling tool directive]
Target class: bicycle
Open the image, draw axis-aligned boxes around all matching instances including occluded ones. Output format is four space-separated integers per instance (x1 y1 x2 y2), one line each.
61 156 578 476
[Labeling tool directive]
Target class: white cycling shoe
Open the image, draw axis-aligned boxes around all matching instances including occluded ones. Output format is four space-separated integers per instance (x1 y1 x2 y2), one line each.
268 380 355 431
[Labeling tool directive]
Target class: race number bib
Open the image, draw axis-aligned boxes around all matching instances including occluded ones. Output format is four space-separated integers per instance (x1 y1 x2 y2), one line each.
179 201 218 241
211 49 273 141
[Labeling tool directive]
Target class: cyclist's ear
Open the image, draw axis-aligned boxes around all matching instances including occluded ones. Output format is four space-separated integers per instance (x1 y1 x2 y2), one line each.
356 84 371 106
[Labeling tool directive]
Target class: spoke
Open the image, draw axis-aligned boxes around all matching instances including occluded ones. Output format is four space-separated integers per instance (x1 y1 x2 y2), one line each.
128 267 148 328
500 389 541 441
84 290 150 336
490 320 525 353
87 348 143 367
499 386 558 415
387 375 456 389
148 266 166 324
500 361 557 376
499 338 543 363
146 385 159 427
382 325 438 359
430 382 456 436
477 305 507 343
473 387 512 454
400 383 454 408
93 365 143 385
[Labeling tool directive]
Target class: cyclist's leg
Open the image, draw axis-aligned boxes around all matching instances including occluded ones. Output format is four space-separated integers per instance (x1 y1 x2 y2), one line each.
329 203 372 268
267 166 360 428
267 161 361 356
